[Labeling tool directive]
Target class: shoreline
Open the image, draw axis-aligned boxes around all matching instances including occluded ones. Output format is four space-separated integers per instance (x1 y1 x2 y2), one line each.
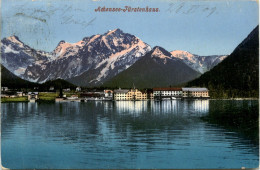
1 97 259 103
209 98 259 100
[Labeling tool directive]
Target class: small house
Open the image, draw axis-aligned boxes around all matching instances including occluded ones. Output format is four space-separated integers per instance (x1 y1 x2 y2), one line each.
63 88 71 92
1 87 8 91
104 90 113 98
17 92 25 97
76 87 81 92
28 92 39 100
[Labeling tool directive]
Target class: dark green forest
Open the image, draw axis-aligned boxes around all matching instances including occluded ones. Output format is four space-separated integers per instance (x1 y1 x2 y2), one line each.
1 64 76 92
188 26 259 98
1 64 38 89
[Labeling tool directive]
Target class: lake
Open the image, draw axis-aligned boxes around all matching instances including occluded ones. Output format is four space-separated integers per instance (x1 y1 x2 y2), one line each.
1 100 259 169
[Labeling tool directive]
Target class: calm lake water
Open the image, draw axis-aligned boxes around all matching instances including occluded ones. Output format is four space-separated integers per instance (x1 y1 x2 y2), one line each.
1 100 259 169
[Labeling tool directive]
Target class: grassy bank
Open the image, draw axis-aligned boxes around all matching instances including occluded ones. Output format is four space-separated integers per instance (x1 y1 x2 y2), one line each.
1 97 28 102
1 92 59 103
38 92 58 101
1 92 80 103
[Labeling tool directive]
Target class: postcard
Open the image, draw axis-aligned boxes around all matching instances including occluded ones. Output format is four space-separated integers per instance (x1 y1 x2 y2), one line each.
1 0 259 169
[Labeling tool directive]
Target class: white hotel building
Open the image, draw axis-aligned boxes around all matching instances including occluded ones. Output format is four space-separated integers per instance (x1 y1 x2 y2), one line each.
182 88 209 98
153 87 183 99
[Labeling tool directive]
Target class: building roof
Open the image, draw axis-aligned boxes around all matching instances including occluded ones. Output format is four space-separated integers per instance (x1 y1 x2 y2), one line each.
153 87 182 91
28 92 39 95
182 88 208 92
114 89 129 93
104 90 113 93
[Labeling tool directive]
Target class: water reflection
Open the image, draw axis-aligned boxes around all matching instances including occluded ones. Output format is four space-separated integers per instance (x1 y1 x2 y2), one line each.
114 101 148 114
1 100 259 169
114 100 209 116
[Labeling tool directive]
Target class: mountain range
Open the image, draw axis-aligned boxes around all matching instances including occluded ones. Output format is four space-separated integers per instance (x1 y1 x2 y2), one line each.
1 29 227 88
1 36 55 77
103 46 201 88
170 50 226 74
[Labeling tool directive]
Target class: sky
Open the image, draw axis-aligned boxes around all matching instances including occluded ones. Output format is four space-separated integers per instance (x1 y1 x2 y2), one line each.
1 0 259 55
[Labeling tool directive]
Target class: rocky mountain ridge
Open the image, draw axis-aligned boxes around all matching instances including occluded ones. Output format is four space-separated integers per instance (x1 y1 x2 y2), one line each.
1 29 227 87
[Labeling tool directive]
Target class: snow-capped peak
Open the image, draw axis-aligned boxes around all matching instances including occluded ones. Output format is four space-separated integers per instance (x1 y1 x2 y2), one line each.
3 29 153 85
151 46 171 59
171 50 194 57
170 50 227 73
5 35 25 48
106 28 123 36
171 50 196 63
53 40 86 58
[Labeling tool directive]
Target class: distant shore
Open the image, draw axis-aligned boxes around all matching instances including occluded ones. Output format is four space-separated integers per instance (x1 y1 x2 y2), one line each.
209 98 259 100
1 97 259 103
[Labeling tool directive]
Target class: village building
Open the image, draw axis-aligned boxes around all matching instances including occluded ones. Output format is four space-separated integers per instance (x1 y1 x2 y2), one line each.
63 88 71 92
182 88 209 98
153 87 182 100
127 89 148 100
114 88 148 100
149 93 154 100
76 87 81 92
28 92 39 100
17 92 26 97
1 87 8 91
113 89 129 100
104 90 113 98
49 86 55 91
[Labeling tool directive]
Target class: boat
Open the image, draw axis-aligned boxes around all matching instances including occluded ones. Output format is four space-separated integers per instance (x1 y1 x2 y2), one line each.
85 97 112 101
162 98 171 100
67 96 78 100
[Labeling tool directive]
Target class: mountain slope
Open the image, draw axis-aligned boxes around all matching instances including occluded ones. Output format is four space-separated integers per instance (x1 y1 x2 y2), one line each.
187 26 259 97
103 46 201 88
1 64 75 90
23 29 151 85
1 64 38 89
41 79 76 91
170 50 227 73
1 36 54 77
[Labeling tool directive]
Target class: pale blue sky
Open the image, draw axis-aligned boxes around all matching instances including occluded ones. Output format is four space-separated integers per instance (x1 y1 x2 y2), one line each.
1 0 258 55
